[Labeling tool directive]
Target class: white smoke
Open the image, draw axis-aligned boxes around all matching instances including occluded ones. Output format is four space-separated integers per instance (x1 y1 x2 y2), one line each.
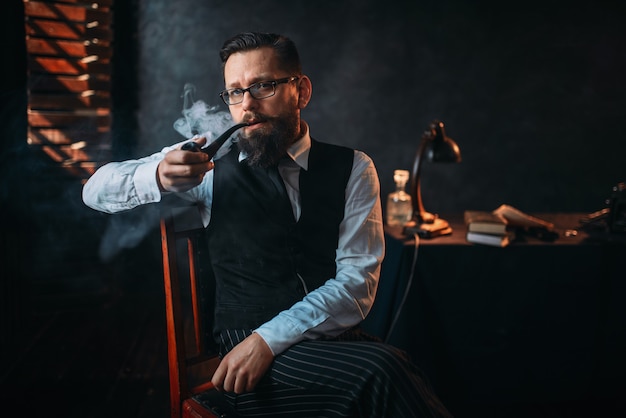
173 83 236 160
98 83 233 262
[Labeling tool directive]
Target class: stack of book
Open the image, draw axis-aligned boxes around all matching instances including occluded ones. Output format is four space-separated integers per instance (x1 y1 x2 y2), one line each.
464 204 555 247
464 210 512 247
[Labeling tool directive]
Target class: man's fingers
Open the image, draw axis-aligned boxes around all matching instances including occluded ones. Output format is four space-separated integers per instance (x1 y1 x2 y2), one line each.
157 153 213 192
223 372 237 393
211 362 226 391
209 334 274 394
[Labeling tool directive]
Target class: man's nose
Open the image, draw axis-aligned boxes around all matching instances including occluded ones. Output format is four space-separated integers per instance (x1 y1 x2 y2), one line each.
240 91 259 111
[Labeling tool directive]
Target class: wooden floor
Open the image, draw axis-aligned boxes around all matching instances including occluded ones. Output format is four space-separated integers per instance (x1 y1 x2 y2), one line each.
0 257 172 418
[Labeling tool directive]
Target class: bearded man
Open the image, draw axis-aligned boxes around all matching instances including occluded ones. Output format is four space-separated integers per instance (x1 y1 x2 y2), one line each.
83 31 453 418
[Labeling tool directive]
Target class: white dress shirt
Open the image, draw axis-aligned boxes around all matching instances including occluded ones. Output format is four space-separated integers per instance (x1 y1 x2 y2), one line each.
82 122 385 355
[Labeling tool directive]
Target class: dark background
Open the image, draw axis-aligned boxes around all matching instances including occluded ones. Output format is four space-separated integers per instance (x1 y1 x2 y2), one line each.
131 0 626 216
2 0 625 417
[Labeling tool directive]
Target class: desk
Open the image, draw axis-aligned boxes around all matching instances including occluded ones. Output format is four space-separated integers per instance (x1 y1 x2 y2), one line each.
362 213 626 416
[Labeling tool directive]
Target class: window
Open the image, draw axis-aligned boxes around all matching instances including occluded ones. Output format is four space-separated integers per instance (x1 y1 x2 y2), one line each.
24 0 113 181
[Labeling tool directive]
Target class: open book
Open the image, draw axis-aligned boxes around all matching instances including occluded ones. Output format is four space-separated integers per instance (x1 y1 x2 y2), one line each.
465 205 556 247
492 204 555 231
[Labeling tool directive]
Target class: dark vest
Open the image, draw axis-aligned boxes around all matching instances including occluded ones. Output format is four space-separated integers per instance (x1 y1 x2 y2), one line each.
207 139 354 332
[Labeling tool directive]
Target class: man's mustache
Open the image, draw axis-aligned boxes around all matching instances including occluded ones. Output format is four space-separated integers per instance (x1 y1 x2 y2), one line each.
243 113 270 124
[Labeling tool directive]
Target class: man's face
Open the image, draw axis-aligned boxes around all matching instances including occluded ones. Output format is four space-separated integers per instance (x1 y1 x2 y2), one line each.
223 47 300 168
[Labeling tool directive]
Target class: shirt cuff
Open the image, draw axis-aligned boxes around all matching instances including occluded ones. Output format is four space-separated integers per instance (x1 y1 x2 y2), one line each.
134 159 163 204
254 317 306 356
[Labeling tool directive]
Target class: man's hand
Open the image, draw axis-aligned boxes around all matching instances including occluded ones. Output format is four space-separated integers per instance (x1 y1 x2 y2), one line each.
211 332 274 394
157 137 213 192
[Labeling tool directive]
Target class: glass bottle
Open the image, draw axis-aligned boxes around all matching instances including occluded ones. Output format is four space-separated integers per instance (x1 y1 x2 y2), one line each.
386 169 413 226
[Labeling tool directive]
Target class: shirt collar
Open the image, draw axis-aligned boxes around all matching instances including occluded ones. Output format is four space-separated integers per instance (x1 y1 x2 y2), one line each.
286 121 311 171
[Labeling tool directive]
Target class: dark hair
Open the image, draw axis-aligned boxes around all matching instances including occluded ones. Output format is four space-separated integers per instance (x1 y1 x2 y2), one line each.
219 32 302 75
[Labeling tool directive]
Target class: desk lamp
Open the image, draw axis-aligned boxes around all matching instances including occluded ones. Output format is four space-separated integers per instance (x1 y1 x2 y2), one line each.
404 119 462 238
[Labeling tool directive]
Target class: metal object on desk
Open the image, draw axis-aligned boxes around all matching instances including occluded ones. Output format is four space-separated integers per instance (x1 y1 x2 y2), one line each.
608 182 626 233
579 182 626 239
404 120 461 239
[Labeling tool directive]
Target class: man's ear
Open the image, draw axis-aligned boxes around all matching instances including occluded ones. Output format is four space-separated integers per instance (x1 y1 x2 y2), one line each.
297 75 312 109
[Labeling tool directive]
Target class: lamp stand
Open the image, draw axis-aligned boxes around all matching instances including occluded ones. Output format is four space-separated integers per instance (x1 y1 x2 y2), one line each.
403 216 453 238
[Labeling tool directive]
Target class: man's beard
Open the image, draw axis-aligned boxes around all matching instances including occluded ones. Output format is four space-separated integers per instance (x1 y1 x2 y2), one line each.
236 108 300 168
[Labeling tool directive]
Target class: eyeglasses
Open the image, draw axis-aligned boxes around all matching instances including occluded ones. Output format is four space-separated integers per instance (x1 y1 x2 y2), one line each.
219 76 299 105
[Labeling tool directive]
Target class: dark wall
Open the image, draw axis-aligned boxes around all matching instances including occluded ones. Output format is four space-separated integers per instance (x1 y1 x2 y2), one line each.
130 0 626 215
1 0 28 356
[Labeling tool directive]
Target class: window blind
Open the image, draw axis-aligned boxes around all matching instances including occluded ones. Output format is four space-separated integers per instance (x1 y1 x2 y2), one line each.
24 0 113 180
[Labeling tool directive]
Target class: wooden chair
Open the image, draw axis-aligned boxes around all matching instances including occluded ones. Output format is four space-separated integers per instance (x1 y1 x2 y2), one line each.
160 204 239 418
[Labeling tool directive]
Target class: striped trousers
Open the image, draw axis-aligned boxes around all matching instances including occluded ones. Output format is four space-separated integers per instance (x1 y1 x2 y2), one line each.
202 329 454 417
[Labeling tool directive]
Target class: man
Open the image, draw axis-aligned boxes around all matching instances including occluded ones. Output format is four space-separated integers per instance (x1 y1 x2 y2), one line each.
83 32 452 417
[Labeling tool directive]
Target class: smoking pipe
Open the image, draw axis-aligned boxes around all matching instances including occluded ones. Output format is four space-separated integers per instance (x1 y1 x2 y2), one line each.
181 122 249 159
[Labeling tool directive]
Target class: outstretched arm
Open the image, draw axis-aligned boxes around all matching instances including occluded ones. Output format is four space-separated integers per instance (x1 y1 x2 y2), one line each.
82 137 212 213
